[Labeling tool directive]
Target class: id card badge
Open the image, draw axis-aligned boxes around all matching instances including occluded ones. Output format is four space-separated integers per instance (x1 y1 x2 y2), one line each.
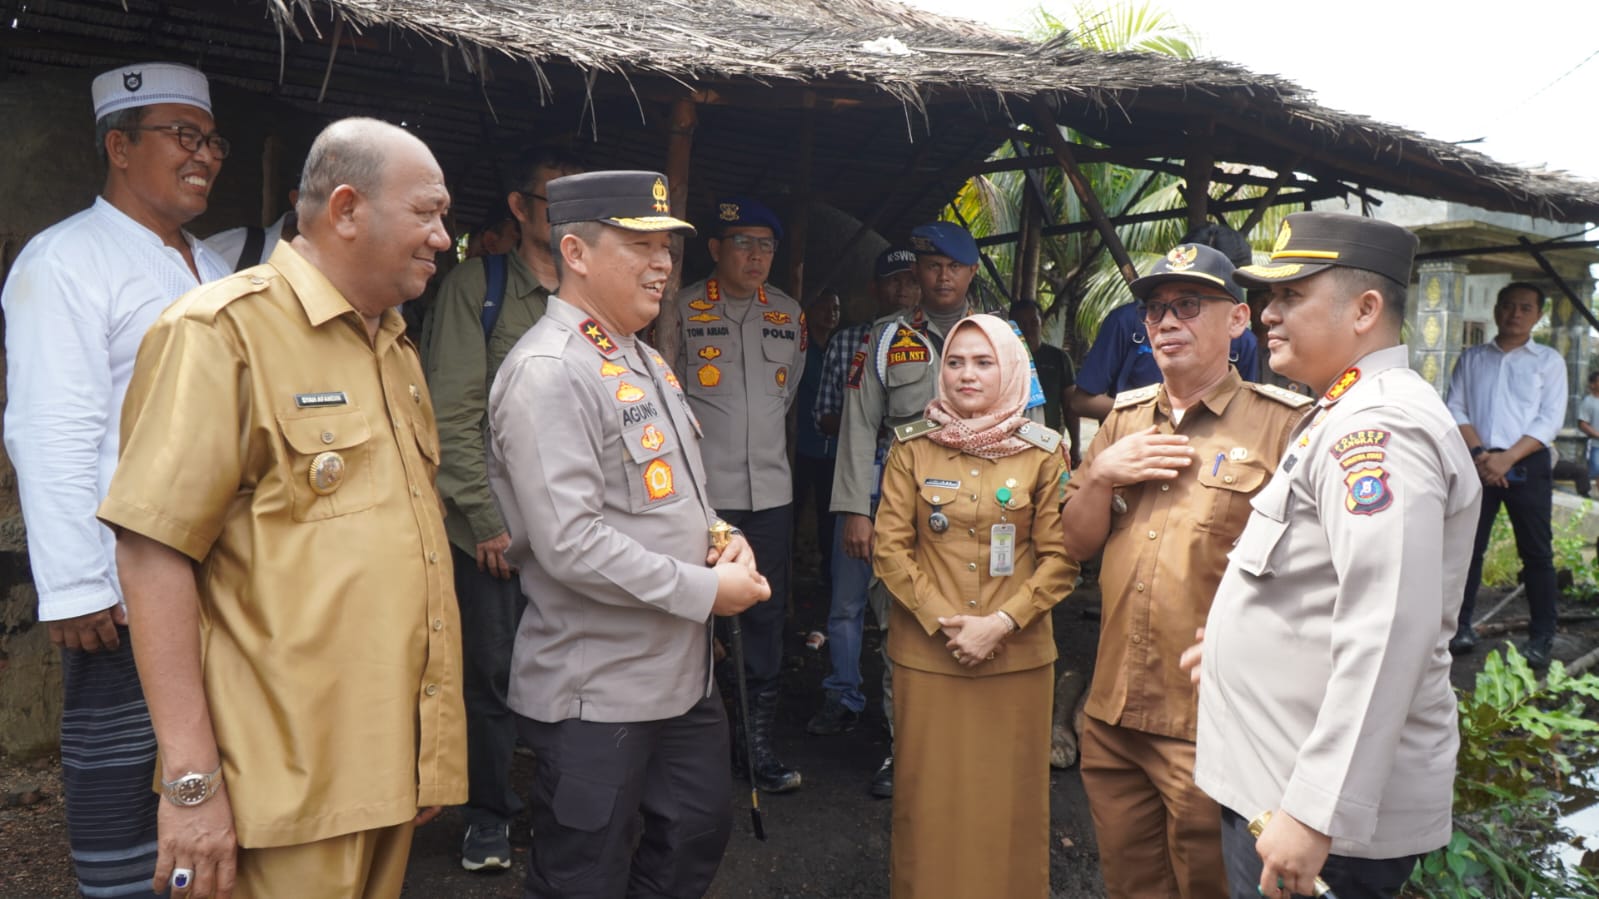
990 523 1017 576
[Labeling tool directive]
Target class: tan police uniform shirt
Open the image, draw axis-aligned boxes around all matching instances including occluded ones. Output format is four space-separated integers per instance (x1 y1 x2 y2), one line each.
98 242 466 848
874 423 1077 677
488 297 722 724
672 277 806 511
423 251 549 554
1065 370 1307 741
1194 345 1482 859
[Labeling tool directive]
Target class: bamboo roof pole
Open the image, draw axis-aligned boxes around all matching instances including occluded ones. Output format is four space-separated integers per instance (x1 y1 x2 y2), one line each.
656 96 697 367
1032 96 1136 288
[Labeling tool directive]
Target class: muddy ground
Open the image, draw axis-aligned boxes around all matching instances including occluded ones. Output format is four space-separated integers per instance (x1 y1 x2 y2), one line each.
3 565 1595 898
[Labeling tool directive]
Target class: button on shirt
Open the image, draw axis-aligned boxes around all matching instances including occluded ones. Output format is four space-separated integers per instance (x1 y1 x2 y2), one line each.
1195 346 1481 859
1063 371 1303 741
673 278 806 511
98 242 466 847
489 297 721 724
3 197 228 621
1444 338 1566 450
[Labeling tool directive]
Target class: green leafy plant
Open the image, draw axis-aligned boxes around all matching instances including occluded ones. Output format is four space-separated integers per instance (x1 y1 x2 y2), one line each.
1407 647 1599 897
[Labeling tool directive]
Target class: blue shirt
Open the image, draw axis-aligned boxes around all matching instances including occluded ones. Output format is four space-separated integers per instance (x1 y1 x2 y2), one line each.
1076 303 1259 396
795 338 833 459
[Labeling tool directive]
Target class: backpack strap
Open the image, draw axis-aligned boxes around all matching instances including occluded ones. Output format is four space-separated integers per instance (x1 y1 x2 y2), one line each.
480 253 509 343
235 226 265 273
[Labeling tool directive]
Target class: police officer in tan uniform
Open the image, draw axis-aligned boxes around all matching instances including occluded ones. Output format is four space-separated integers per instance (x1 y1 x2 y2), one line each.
1061 243 1308 898
672 196 807 793
1186 213 1482 899
488 171 770 898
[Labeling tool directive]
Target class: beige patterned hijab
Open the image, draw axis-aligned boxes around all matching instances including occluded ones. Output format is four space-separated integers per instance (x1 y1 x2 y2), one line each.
924 314 1033 459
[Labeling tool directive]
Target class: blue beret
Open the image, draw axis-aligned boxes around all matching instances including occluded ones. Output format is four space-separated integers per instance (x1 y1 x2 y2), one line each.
714 197 783 241
909 222 978 266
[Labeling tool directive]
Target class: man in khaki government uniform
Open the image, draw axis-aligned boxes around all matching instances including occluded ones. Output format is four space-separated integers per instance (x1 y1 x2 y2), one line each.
672 197 807 793
99 118 467 897
829 221 993 797
1061 244 1308 898
1189 212 1481 899
421 144 582 872
487 170 771 898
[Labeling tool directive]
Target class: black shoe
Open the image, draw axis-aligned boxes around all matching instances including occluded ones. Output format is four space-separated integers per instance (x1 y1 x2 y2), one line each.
869 755 893 799
806 698 861 736
1522 637 1554 670
1448 623 1477 655
750 689 802 794
461 822 512 873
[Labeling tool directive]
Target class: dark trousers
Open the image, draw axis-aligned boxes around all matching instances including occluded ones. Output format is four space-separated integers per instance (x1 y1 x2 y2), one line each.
1460 447 1558 641
61 625 162 898
791 453 836 591
452 545 528 827
716 506 792 696
515 691 734 898
1220 808 1419 899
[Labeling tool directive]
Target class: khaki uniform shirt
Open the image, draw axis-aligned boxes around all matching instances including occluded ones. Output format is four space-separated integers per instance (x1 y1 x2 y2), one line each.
1194 346 1482 859
1065 370 1307 741
488 297 721 723
672 278 806 511
98 242 466 847
422 252 549 554
874 424 1077 677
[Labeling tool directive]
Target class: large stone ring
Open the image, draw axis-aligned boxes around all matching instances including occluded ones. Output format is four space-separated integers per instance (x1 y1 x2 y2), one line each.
172 868 194 890
951 650 962 661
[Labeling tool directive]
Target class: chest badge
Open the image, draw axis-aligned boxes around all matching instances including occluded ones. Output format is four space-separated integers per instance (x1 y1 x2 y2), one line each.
775 366 788 388
616 382 646 403
697 364 722 388
640 424 666 451
308 451 346 496
928 504 949 533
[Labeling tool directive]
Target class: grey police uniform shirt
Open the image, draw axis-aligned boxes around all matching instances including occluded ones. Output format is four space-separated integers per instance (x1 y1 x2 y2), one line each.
487 296 720 724
672 278 806 512
1194 345 1482 859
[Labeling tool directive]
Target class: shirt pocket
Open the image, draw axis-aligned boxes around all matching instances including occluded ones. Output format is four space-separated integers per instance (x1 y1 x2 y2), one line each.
917 479 968 541
884 359 933 420
276 408 378 522
761 330 797 398
622 424 687 513
1194 459 1271 538
1227 473 1291 577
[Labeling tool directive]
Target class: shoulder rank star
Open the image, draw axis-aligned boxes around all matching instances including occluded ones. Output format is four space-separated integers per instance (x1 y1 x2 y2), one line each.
580 318 617 356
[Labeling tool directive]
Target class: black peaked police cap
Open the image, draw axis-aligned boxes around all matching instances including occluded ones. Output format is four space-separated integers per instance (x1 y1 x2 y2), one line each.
546 170 696 235
1235 212 1418 288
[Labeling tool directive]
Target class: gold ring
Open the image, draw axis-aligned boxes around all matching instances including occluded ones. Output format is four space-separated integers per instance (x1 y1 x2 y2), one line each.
986 652 996 660
952 650 962 661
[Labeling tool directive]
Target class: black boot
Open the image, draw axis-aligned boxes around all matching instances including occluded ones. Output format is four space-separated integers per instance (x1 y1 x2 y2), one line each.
750 689 802 794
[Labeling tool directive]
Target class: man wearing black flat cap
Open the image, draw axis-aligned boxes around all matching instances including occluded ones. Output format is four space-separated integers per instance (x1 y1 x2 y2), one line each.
487 170 771 898
1185 212 1481 899
1062 242 1307 899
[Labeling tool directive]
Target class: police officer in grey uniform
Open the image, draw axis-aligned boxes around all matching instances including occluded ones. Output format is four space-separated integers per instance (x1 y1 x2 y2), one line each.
672 197 807 793
487 170 771 898
1185 213 1482 899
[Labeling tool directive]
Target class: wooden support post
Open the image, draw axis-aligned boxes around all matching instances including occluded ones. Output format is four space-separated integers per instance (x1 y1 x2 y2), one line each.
1017 186 1042 304
656 97 697 367
261 134 282 227
1183 121 1215 233
787 91 816 302
1239 159 1302 236
1031 96 1136 288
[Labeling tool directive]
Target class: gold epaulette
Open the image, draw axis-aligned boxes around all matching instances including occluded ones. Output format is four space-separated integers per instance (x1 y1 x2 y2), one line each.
894 418 942 442
1247 382 1314 408
1112 384 1160 409
177 266 276 322
1015 421 1063 453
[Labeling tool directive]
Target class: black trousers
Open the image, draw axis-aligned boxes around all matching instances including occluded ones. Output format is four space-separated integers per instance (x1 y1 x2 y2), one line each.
791 453 836 591
516 691 733 898
1460 447 1558 641
1220 808 1420 899
452 544 528 827
716 505 792 696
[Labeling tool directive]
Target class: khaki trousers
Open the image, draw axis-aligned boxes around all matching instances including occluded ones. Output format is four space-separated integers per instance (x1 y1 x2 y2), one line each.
1080 716 1227 899
234 821 415 899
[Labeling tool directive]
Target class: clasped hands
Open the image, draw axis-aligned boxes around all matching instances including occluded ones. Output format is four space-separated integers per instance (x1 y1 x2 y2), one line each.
937 613 1012 668
708 533 771 616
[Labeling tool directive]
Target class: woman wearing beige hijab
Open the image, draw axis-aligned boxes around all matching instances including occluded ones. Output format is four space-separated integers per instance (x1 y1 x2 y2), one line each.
874 313 1077 898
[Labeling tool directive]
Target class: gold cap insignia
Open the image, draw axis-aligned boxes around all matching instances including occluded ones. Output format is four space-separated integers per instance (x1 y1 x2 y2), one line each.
1272 221 1293 254
308 451 345 496
652 178 669 213
910 235 936 253
719 202 741 222
1166 244 1198 271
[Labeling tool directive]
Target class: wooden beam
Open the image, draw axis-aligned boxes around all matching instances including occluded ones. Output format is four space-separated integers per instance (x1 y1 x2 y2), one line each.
1183 120 1214 232
1519 237 1599 333
656 98 697 366
1415 238 1599 261
1239 159 1301 235
1031 96 1136 287
786 90 817 301
1017 185 1042 303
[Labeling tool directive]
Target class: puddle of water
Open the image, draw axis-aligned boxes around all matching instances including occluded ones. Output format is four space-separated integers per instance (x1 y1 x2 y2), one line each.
1558 789 1599 878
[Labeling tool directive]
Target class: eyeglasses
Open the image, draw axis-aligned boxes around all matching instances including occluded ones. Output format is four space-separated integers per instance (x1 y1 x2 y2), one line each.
1140 294 1234 324
123 124 231 159
726 234 777 255
518 191 548 204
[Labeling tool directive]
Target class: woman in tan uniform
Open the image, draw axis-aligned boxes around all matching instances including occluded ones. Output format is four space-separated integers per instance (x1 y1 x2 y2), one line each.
874 313 1076 898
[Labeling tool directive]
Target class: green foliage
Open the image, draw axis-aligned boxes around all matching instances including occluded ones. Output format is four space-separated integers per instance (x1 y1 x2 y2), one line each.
1478 502 1599 600
1408 647 1599 897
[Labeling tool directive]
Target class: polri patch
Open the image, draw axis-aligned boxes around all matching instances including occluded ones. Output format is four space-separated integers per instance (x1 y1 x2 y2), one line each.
295 391 348 408
1329 429 1390 459
1344 467 1392 515
886 328 930 366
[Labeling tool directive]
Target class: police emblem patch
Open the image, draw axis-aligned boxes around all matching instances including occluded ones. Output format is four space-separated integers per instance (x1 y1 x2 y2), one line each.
1344 467 1392 515
652 178 669 213
615 382 646 403
697 364 721 388
719 203 740 222
123 71 142 92
1324 367 1361 401
698 346 723 361
688 299 715 311
763 311 792 325
846 350 867 389
1166 245 1198 270
886 327 930 366
644 459 676 501
599 360 628 378
688 312 722 323
775 366 788 388
1330 429 1390 460
640 424 666 451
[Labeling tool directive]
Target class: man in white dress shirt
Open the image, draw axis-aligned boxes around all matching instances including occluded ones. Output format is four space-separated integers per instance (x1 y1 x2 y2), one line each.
1445 282 1567 667
1 61 228 897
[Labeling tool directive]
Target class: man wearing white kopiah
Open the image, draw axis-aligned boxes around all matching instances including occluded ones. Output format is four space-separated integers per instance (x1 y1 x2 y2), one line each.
1 61 228 898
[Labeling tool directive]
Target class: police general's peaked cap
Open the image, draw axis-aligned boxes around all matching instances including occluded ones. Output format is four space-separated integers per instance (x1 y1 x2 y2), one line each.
545 170 695 235
1130 243 1243 302
1234 212 1418 288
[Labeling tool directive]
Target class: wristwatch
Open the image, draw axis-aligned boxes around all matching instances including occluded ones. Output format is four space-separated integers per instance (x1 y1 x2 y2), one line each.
1470 445 1488 458
162 765 223 807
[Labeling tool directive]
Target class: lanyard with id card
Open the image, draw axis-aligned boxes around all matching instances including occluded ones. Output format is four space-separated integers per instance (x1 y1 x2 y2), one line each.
990 523 1016 576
